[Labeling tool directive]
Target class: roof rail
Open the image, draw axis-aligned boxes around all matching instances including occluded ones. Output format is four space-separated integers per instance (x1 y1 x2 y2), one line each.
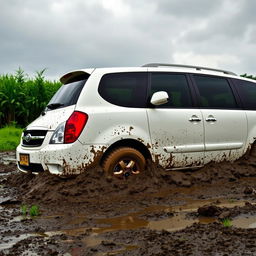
142 63 237 76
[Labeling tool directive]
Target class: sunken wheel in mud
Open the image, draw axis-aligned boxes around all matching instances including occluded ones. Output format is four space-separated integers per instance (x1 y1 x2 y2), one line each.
102 147 146 178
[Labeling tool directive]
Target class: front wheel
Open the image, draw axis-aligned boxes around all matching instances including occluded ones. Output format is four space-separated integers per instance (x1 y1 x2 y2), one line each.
102 147 146 178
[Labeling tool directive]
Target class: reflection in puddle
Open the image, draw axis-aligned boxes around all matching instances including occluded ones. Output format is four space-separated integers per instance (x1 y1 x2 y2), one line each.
170 198 246 213
94 215 148 233
92 199 251 234
83 234 138 256
83 233 102 247
148 213 216 232
232 214 256 229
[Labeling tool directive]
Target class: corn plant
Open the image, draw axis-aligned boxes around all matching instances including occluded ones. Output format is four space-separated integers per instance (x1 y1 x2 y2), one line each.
0 68 61 128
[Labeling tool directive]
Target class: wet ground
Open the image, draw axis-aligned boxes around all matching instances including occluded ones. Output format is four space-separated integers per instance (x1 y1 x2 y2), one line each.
1 150 256 255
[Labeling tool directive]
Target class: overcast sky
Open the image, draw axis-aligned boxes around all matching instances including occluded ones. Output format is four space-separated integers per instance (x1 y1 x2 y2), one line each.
0 0 255 80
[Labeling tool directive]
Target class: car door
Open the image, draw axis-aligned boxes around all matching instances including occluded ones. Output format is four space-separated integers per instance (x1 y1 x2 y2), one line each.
147 72 204 169
192 74 247 163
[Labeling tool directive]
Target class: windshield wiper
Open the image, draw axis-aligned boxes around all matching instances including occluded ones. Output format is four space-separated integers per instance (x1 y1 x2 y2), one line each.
46 103 64 110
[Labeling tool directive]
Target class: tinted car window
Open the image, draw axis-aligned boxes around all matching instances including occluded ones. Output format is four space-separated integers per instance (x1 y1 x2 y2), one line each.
234 79 256 110
194 75 237 109
150 73 192 108
47 79 86 110
98 72 148 108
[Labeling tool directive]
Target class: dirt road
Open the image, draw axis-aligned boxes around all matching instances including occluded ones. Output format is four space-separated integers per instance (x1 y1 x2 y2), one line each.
1 150 256 255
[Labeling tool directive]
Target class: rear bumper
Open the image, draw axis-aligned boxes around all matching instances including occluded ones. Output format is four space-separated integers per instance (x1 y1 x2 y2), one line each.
16 142 106 175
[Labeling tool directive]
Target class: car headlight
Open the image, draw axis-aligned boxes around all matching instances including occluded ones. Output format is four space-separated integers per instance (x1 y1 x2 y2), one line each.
50 122 65 144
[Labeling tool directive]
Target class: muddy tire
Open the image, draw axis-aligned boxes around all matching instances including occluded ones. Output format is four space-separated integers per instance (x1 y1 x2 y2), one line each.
102 147 146 178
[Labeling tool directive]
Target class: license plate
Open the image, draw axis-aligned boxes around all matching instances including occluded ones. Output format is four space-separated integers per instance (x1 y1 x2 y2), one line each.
20 154 29 166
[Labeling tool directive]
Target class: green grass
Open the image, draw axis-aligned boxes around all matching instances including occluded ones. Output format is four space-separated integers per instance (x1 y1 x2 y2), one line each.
29 205 40 217
20 204 40 217
0 126 23 151
222 218 232 228
21 205 28 216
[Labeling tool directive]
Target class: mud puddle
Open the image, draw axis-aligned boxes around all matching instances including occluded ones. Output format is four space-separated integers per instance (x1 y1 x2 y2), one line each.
233 214 256 229
51 198 254 235
19 198 252 237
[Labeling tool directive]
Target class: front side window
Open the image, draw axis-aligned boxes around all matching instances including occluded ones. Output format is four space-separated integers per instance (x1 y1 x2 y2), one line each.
150 73 192 108
194 75 237 109
234 79 256 110
98 72 148 108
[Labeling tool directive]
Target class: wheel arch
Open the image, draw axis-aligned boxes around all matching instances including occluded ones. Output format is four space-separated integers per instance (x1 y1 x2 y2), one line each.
100 139 152 166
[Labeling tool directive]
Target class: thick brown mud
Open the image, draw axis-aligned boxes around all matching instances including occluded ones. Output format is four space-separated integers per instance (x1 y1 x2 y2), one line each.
1 148 256 255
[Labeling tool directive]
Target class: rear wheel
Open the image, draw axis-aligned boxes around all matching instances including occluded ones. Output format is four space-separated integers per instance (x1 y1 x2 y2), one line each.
102 147 146 178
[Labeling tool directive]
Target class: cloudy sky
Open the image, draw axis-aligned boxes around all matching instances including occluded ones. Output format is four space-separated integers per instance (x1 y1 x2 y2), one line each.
0 0 255 80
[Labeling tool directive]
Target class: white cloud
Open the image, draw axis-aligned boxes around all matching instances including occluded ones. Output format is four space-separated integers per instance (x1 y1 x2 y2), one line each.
0 0 255 78
172 52 240 70
101 0 131 17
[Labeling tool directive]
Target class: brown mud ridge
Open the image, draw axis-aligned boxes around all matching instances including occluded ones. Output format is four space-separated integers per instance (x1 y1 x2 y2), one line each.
1 147 256 255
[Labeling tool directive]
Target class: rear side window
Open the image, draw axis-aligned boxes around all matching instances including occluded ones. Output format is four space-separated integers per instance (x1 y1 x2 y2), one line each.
234 79 256 110
98 72 148 108
150 73 192 108
194 75 237 109
47 79 86 110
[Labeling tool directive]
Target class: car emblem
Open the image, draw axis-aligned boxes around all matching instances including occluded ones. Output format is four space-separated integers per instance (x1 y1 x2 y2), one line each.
24 133 32 143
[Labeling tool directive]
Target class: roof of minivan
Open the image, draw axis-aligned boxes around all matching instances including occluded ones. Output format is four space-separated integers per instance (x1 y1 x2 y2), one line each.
60 64 256 84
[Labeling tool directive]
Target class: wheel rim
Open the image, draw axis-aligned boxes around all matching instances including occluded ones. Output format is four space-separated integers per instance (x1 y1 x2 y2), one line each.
113 158 140 178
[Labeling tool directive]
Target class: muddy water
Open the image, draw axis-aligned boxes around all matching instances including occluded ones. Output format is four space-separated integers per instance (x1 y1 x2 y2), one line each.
33 198 254 236
233 214 256 229
83 234 138 255
92 199 252 233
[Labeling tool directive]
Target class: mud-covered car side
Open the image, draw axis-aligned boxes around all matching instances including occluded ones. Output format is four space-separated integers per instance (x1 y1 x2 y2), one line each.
16 64 256 177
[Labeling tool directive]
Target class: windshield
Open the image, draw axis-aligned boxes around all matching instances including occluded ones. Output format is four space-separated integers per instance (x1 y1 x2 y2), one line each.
46 79 86 111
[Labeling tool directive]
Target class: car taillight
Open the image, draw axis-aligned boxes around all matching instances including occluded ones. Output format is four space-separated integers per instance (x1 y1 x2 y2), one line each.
64 111 88 144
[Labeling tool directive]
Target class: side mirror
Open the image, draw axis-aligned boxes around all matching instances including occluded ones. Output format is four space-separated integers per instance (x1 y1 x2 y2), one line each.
150 91 169 106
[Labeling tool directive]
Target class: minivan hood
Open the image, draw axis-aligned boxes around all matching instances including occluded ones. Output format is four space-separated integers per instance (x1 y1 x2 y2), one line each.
26 105 76 131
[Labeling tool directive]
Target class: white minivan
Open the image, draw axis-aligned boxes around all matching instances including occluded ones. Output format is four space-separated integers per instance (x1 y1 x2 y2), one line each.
16 63 256 177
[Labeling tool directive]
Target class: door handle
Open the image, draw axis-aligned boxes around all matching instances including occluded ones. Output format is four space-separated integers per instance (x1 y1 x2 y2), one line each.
189 115 201 122
206 116 217 122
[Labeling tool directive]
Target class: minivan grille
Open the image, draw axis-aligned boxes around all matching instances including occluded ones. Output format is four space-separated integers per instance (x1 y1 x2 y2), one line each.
22 130 47 147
